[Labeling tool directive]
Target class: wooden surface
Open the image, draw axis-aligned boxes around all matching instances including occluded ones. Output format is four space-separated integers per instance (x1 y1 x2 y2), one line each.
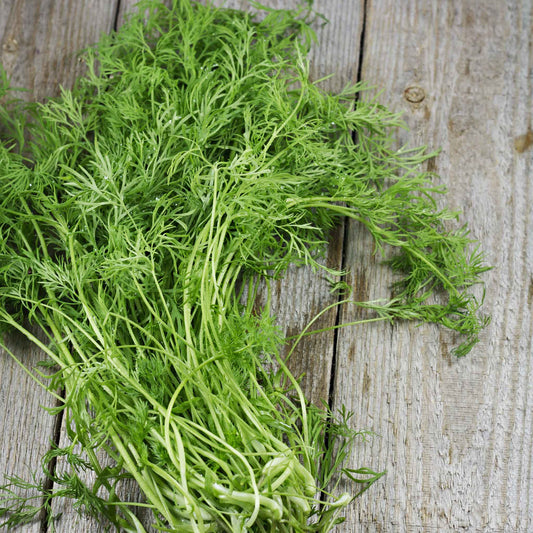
0 0 531 531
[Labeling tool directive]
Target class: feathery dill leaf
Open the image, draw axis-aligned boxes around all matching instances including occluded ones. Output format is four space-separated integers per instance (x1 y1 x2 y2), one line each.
0 0 488 530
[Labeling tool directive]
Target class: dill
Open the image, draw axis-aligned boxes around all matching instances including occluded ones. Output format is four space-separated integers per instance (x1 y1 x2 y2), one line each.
0 0 488 531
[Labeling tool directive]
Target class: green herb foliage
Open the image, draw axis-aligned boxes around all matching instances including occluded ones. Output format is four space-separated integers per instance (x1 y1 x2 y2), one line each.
0 0 488 531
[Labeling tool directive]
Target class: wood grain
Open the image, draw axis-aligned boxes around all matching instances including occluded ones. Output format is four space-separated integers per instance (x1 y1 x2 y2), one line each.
0 331 54 533
0 2 119 531
0 0 117 99
335 0 533 531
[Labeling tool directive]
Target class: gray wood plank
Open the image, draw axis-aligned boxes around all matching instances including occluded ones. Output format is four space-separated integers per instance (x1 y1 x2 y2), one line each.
0 9 57 532
0 332 54 533
334 0 533 531
0 1 120 532
115 0 168 28
116 0 364 404
0 0 118 99
116 0 363 404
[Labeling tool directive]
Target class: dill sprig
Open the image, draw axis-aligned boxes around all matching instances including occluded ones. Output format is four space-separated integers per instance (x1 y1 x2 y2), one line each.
0 0 488 531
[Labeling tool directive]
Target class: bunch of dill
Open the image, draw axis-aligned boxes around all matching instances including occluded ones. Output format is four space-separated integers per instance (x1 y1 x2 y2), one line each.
0 0 487 531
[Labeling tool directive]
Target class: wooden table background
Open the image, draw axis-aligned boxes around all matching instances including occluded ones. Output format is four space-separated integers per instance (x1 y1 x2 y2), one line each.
0 0 531 531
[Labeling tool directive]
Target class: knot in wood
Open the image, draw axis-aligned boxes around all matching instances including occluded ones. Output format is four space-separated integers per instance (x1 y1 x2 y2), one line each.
404 86 425 104
2 37 18 53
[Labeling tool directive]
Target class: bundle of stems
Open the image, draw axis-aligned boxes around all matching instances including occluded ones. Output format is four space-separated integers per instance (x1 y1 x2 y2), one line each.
0 0 488 531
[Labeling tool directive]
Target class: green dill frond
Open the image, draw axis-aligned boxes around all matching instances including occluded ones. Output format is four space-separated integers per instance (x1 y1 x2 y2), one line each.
0 0 489 530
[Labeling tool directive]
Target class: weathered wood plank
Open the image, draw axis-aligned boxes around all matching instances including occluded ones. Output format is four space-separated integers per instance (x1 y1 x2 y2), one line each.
0 0 118 99
114 0 160 28
0 332 53 533
335 0 533 531
0 8 57 529
0 2 120 532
